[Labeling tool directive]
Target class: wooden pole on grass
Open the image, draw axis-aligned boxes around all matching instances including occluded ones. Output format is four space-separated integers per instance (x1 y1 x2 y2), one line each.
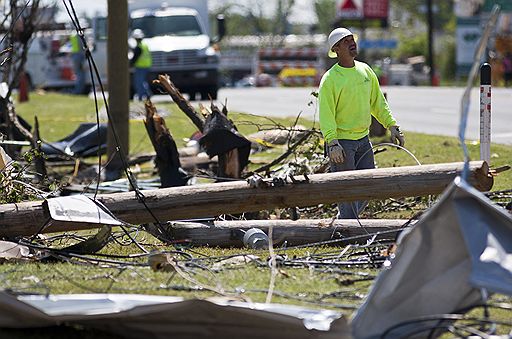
0 161 493 237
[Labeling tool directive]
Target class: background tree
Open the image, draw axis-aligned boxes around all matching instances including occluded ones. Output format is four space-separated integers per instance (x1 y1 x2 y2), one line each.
314 0 336 34
211 0 298 36
390 0 457 82
390 0 455 30
393 32 428 62
1 0 42 98
210 1 271 35
272 0 295 35
0 0 49 157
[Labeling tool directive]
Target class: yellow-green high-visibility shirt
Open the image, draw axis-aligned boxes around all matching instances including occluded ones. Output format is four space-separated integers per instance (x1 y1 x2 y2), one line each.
135 42 152 69
70 33 81 53
318 60 397 143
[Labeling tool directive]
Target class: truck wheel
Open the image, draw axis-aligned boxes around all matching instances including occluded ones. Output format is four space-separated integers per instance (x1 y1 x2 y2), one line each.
210 87 218 100
25 73 34 91
129 85 135 100
200 87 218 100
82 84 92 95
187 91 197 101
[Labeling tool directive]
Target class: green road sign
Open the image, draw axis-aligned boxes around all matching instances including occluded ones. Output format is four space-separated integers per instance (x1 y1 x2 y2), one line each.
483 0 512 12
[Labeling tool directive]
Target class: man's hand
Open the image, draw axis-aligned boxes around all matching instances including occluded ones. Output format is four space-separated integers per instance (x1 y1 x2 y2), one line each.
389 125 405 147
327 140 345 164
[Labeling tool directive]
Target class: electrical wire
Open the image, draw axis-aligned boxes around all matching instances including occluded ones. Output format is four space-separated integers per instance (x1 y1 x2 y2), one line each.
60 0 174 244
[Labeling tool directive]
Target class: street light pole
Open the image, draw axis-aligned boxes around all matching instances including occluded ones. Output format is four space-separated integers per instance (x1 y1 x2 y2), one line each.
427 0 435 86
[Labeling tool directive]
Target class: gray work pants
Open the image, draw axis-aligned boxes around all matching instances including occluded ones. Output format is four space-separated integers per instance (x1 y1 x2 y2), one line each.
329 135 375 219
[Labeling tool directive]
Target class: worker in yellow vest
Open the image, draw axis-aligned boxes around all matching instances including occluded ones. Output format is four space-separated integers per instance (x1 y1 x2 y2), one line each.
319 28 404 219
130 29 152 101
70 32 85 94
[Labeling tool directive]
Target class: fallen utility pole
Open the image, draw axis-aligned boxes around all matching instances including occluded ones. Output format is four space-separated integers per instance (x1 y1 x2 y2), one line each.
0 161 492 236
161 219 415 247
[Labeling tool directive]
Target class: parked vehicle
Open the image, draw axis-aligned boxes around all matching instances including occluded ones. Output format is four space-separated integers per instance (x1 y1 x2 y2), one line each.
96 0 225 99
25 0 225 99
24 29 103 94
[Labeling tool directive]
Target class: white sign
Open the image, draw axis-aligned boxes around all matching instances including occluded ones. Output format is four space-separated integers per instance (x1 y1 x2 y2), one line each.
456 17 481 66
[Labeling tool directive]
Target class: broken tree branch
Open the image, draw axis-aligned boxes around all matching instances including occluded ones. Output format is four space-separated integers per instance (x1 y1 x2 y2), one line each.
253 129 314 173
32 116 46 181
153 74 204 130
143 100 188 187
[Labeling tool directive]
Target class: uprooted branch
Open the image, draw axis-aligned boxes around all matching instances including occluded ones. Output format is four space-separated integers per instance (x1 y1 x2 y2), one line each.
253 129 315 174
143 100 188 187
153 74 205 130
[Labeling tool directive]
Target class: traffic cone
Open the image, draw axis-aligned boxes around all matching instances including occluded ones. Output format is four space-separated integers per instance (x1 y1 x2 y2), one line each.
18 71 29 103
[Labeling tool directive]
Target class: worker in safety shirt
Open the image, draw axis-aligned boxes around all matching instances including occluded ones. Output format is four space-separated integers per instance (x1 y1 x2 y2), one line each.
70 32 85 94
318 27 405 219
130 29 152 101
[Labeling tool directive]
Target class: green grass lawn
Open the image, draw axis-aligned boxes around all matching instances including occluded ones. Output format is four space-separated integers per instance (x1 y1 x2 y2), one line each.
3 91 511 337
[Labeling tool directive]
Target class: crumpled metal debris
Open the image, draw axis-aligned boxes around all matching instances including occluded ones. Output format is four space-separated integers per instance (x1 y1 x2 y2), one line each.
351 177 512 338
42 195 123 233
0 292 351 339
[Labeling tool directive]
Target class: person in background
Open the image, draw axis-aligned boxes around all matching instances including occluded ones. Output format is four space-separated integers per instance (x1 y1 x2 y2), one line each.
130 29 152 101
318 27 405 219
503 52 512 87
70 32 85 94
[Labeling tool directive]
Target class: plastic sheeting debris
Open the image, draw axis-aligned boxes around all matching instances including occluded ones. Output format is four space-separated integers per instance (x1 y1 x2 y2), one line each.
199 108 251 170
0 292 351 339
351 177 512 338
41 123 107 159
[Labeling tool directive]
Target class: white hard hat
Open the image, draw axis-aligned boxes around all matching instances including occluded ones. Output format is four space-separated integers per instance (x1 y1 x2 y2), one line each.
131 29 145 39
327 28 353 58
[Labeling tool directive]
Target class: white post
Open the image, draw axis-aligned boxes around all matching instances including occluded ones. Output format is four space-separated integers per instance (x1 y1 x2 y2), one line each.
480 63 491 164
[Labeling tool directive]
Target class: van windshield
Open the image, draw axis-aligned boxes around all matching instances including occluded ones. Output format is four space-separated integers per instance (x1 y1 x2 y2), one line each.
131 15 202 38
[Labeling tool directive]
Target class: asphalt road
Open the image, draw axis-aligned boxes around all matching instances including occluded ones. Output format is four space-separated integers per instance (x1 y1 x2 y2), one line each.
215 86 511 145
